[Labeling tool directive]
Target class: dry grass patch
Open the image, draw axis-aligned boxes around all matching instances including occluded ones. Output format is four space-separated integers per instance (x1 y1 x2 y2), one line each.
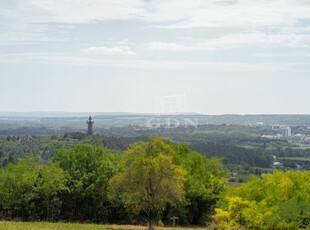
0 222 209 230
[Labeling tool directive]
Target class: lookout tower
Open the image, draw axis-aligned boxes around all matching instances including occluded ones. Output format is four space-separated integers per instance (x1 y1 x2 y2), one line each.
86 116 94 135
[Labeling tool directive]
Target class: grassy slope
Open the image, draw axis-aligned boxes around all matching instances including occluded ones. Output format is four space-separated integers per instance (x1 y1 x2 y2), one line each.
0 221 208 230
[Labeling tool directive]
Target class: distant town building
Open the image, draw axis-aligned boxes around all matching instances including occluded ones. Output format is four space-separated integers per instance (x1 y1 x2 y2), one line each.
86 116 94 135
272 125 281 130
257 122 272 131
281 126 291 138
273 161 283 168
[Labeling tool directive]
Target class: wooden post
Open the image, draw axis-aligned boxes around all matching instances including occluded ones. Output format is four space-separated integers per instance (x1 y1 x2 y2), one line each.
170 216 179 227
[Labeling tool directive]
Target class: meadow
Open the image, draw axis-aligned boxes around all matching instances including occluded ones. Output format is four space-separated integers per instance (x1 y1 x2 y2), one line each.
0 222 207 230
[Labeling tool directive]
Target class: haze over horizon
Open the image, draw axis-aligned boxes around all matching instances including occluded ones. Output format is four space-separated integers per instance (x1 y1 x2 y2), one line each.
1 111 310 117
1 0 310 114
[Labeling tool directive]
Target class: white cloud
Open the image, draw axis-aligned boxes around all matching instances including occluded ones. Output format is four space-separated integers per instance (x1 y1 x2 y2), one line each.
0 0 145 43
0 52 280 73
2 0 309 28
148 33 310 51
148 42 190 51
252 51 310 58
1 0 309 45
148 0 310 29
81 46 135 55
13 0 145 23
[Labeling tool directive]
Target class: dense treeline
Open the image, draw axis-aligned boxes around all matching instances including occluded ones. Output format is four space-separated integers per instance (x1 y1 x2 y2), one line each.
0 133 274 168
0 134 146 167
273 147 310 157
0 126 61 136
2 121 306 172
0 137 309 229
190 143 273 168
0 136 78 167
0 138 227 228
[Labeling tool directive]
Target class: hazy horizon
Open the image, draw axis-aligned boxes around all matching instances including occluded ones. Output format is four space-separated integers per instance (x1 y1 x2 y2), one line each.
1 111 310 117
1 0 310 114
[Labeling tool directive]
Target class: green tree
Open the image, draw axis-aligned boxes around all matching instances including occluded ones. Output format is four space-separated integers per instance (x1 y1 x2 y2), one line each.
109 137 186 230
54 144 121 222
182 152 227 225
0 155 67 221
0 156 39 220
170 144 227 225
216 170 310 229
33 164 67 220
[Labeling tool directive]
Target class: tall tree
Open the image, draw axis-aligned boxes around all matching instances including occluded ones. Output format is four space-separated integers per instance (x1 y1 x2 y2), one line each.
182 152 227 224
170 144 227 225
33 164 67 220
109 137 186 230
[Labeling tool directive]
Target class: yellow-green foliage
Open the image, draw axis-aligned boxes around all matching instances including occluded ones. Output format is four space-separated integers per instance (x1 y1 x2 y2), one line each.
109 138 186 228
215 170 310 229
158 220 164 227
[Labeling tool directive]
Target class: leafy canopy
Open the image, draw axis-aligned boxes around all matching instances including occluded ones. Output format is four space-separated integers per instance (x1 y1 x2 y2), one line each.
109 137 186 228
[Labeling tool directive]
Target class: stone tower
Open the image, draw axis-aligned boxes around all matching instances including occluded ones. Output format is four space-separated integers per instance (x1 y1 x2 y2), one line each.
86 116 94 135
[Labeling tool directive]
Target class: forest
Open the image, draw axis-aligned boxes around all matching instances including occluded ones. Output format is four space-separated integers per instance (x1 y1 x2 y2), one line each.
2 128 310 170
1 116 310 229
0 137 309 229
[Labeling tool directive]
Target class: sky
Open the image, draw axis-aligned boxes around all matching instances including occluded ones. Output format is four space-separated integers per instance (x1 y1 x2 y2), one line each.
0 0 310 114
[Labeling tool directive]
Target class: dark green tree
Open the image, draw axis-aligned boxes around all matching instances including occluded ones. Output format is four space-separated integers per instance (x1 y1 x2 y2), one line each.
54 144 121 222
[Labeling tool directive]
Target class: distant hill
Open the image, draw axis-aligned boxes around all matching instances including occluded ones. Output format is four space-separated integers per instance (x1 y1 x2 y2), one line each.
0 112 134 118
1 113 310 127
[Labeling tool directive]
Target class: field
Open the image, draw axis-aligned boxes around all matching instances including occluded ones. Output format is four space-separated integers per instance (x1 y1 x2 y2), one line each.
0 221 208 230
278 157 310 162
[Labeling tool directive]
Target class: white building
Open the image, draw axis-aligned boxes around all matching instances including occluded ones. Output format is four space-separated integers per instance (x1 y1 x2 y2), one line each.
273 162 283 168
282 126 291 138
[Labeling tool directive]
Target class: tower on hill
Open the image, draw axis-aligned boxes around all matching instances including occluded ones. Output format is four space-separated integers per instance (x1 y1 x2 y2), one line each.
86 116 94 135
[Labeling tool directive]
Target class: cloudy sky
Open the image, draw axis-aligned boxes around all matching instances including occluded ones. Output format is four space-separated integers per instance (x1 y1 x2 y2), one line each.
1 0 310 114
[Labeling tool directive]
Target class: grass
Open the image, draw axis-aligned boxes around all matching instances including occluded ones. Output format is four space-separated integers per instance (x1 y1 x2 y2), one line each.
278 157 310 162
0 221 209 230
